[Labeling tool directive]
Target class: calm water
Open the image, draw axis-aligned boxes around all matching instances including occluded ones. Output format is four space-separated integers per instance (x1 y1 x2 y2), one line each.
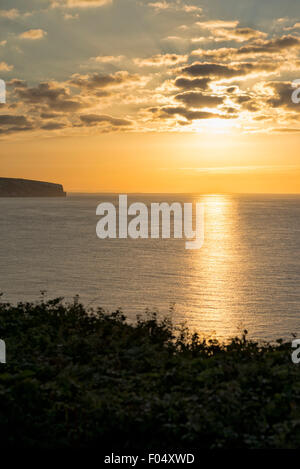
0 194 300 341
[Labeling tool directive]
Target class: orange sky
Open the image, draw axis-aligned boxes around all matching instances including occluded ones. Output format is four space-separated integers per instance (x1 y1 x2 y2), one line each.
0 0 300 192
1 131 300 192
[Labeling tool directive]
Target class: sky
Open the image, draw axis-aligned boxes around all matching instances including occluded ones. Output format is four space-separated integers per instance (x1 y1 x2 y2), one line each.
0 0 300 192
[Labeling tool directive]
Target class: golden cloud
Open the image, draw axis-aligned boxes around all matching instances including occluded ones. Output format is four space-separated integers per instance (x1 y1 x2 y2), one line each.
0 61 13 72
134 54 187 67
0 9 20 19
19 29 47 40
51 0 112 8
91 55 125 63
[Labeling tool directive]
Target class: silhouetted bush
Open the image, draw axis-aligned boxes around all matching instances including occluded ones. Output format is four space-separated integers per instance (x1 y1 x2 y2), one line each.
0 296 299 449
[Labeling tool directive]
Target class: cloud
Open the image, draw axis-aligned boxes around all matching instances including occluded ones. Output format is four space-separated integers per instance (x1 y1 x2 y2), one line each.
19 29 47 40
291 22 300 29
174 91 224 108
234 94 252 104
41 122 66 130
162 35 188 43
235 35 300 55
0 114 33 135
271 127 300 133
0 9 32 19
182 61 278 79
191 47 238 60
148 1 170 10
284 22 300 30
80 113 132 126
14 82 85 112
51 0 112 8
133 54 187 67
195 20 266 43
148 1 202 13
4 76 138 136
64 12 79 19
211 27 267 43
7 79 27 88
40 112 61 119
150 105 218 121
174 77 211 90
192 35 300 61
0 115 28 126
0 9 20 19
196 20 239 29
3 71 142 136
234 95 260 113
182 62 244 78
91 55 125 63
182 5 202 13
267 81 300 111
0 62 13 72
70 71 140 90
3 10 300 138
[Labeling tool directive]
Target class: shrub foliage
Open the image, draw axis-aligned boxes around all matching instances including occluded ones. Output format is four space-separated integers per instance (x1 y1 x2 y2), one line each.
0 297 299 448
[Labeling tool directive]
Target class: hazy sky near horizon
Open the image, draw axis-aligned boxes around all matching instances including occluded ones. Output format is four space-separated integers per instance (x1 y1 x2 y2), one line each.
0 0 300 192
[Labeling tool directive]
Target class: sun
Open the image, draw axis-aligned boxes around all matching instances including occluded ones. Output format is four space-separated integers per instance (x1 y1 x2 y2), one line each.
194 118 237 134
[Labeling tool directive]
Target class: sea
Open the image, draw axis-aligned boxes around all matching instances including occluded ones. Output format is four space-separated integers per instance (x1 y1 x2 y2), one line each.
0 193 299 341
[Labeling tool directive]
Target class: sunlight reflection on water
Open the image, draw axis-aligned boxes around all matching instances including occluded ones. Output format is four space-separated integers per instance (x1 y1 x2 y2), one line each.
0 193 299 341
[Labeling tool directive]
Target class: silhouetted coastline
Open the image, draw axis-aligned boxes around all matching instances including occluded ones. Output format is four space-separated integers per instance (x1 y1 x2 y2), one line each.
0 178 66 197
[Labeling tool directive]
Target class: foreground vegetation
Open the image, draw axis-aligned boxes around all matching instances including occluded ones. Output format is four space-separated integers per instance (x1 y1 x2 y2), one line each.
0 296 299 449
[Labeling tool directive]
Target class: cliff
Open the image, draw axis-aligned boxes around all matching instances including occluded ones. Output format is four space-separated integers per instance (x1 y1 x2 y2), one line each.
0 178 66 197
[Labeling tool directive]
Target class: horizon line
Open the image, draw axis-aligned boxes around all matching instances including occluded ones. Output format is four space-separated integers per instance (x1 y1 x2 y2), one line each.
66 191 300 195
